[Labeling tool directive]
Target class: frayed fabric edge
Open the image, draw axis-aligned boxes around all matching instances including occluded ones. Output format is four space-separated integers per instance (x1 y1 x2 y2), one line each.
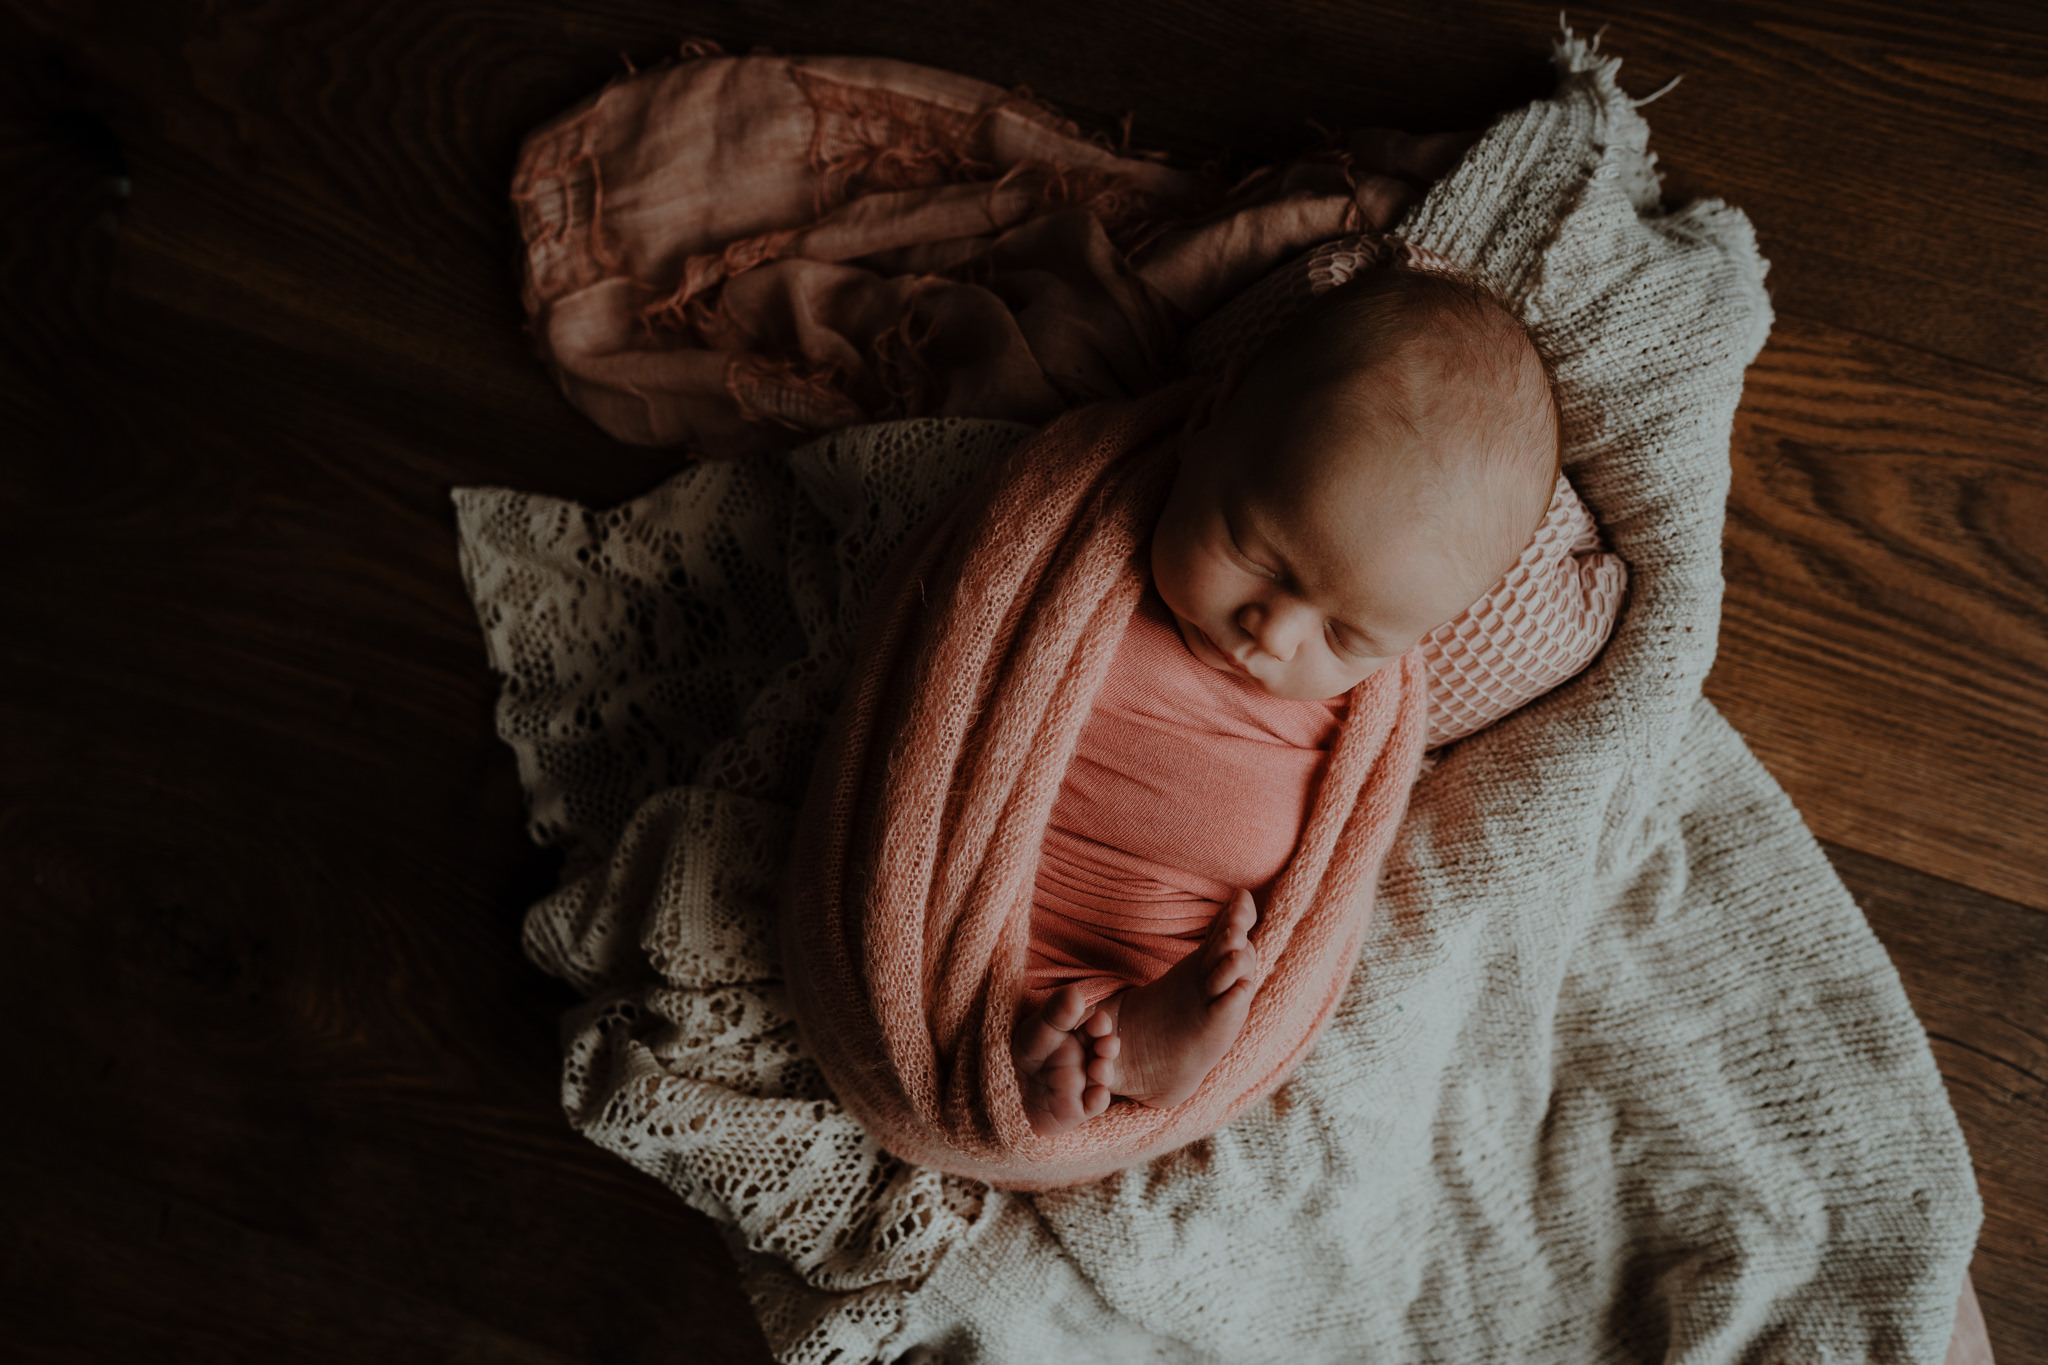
1551 14 1683 126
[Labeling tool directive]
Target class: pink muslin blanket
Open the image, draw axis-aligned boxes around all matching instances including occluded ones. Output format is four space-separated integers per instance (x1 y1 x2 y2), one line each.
511 46 1467 455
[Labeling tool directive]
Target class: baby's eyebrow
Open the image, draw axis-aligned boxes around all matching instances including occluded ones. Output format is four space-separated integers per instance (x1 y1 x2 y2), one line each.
1231 499 1291 565
1225 506 1287 574
1231 503 1317 589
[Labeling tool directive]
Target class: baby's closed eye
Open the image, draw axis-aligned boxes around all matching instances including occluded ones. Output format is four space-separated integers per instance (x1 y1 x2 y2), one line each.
1223 518 1286 583
1325 621 1370 657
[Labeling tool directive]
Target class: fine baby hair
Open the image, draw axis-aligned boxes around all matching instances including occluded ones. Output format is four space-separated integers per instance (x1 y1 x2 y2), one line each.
1217 262 1566 590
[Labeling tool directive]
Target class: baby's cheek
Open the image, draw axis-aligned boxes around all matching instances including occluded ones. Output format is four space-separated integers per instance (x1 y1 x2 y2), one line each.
1333 655 1398 696
1149 524 1206 617
1273 652 1376 704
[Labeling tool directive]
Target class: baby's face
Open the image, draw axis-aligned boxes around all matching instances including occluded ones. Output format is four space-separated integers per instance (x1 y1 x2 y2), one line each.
1151 374 1504 703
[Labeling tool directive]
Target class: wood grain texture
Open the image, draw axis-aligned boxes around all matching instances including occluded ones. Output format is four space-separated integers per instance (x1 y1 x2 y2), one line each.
1832 840 2048 1365
0 377 779 1361
1709 315 2048 911
1550 0 2048 388
2 0 2041 1358
21 0 2048 399
0 304 778 1359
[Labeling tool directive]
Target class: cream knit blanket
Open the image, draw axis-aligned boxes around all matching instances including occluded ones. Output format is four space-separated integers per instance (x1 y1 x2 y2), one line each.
453 32 1980 1364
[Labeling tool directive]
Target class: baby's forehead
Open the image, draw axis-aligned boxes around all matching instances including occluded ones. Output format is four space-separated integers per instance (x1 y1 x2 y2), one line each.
1231 371 1551 548
1243 373 1498 482
1210 269 1560 586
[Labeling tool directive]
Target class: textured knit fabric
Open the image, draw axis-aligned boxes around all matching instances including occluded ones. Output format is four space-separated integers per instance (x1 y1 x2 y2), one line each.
780 384 1427 1189
454 29 1982 1365
1027 587 1347 1010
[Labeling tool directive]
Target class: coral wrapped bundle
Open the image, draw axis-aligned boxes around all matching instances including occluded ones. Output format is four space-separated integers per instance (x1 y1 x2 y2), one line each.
780 383 1430 1190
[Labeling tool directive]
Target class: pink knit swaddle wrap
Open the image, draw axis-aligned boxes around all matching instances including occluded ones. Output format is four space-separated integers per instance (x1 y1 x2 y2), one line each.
1025 233 1625 1014
1026 475 1621 1016
782 385 1430 1190
537 55 1629 1185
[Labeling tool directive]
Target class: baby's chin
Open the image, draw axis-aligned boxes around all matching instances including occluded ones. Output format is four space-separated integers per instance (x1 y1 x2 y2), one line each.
1172 613 1251 679
1254 672 1356 703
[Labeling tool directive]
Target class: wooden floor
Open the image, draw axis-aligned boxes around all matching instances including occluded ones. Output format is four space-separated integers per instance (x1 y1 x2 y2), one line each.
3 1 2041 1360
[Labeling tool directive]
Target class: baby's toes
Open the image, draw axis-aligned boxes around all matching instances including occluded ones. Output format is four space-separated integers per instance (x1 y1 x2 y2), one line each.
1080 1003 1116 1041
1223 888 1258 941
1042 983 1091 1033
1051 1053 1096 1109
1014 1010 1085 1074
1084 1041 1118 1089
1204 945 1257 999
1045 1031 1084 1075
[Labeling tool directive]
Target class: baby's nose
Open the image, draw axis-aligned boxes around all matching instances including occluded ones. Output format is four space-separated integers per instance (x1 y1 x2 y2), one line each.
1238 603 1304 662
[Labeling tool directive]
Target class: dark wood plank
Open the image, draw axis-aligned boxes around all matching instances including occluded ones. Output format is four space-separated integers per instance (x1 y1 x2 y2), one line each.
0 465 776 1364
1557 0 2048 388
0 26 771 1357
15 0 2046 396
1830 840 2048 1365
1708 314 2048 912
1 1149 580 1365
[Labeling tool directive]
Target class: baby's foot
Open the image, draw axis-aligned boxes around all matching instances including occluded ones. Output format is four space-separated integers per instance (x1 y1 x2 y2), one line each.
1098 889 1259 1109
1013 984 1114 1137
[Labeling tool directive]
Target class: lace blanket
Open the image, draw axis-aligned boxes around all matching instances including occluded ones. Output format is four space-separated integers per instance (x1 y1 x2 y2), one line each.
454 32 1980 1365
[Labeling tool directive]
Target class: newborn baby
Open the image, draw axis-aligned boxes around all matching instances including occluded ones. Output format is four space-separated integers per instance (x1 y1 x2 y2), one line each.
1014 265 1563 1136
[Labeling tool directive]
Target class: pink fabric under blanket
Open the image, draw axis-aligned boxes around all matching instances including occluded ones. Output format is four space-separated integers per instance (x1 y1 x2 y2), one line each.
1028 588 1346 1009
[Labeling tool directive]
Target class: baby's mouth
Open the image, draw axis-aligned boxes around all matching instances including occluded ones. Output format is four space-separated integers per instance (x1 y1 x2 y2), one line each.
1183 618 1249 676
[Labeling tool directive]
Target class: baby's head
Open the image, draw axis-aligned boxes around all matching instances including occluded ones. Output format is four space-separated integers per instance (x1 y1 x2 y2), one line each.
1152 265 1562 701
